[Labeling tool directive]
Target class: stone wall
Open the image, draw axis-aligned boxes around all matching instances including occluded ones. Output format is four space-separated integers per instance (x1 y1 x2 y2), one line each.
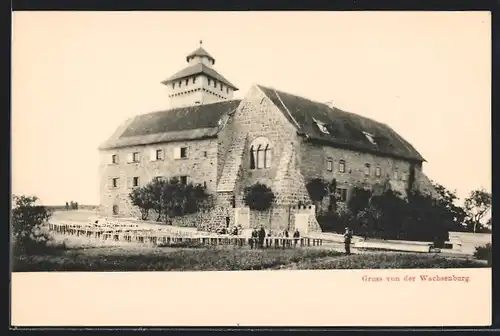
99 138 218 217
298 140 421 211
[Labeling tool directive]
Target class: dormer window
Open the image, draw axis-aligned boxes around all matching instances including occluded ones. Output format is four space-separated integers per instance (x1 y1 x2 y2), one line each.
362 131 377 145
313 118 330 135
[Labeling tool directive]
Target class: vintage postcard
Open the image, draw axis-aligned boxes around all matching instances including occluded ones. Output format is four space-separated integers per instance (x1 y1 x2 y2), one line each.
11 11 492 327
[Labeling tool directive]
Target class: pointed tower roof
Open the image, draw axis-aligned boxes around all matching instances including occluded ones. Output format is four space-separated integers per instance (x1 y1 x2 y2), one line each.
186 40 215 64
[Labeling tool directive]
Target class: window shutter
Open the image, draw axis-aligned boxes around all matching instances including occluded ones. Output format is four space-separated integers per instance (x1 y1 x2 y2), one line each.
115 154 119 164
174 147 181 159
109 155 114 164
150 148 156 161
127 177 132 189
127 153 133 163
108 177 113 188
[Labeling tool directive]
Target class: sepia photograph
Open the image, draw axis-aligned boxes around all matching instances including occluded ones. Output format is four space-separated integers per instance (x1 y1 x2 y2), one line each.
11 10 492 326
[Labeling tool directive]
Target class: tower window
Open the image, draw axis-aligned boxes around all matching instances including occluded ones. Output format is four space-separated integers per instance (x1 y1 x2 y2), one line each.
394 169 399 180
364 163 371 176
214 80 217 88
339 160 346 173
171 83 175 89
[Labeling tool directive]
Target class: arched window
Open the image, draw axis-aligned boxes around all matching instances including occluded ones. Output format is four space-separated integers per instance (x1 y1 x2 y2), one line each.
249 137 272 169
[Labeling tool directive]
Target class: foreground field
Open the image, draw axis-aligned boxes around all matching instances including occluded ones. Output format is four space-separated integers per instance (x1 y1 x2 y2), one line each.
12 245 487 272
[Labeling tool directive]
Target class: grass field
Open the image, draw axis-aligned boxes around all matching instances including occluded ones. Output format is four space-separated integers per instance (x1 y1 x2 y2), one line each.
12 244 487 272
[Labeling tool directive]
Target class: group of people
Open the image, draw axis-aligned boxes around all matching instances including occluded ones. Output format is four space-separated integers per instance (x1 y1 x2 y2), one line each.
249 226 301 249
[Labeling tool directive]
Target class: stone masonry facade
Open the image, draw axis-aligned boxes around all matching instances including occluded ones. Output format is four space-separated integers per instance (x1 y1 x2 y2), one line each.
100 87 432 234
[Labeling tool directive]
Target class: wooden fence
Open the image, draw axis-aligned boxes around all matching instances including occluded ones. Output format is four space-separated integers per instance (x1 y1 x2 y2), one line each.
47 222 323 248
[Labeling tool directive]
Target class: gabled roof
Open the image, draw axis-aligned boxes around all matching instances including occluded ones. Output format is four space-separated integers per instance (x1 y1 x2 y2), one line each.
258 85 425 162
186 46 215 64
161 63 239 90
99 100 241 150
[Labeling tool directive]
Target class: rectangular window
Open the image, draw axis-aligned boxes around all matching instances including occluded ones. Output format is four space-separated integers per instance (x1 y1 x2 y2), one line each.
185 79 189 85
375 165 381 177
192 77 196 84
172 83 175 89
133 177 140 187
180 147 188 158
220 83 223 91
208 78 211 86
364 163 371 176
153 176 164 182
156 149 163 160
335 188 348 202
394 169 399 180
203 151 207 158
132 152 140 162
111 154 118 164
180 176 188 185
339 160 346 173
112 178 119 188
326 159 333 172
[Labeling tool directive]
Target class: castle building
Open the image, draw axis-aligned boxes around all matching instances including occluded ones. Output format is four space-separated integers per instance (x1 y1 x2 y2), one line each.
99 43 436 233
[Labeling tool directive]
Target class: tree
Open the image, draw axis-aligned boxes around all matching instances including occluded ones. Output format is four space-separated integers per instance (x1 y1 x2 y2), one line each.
129 186 154 220
11 195 53 254
464 189 491 233
128 178 212 223
243 183 275 211
432 183 467 232
305 178 328 213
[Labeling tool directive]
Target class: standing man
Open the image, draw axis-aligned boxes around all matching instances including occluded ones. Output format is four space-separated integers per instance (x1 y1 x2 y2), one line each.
258 225 266 249
293 228 300 247
344 227 353 255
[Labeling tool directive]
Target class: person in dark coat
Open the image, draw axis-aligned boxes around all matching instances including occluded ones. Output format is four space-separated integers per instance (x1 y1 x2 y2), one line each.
250 228 258 249
283 229 289 247
258 226 266 248
344 227 353 255
293 228 300 246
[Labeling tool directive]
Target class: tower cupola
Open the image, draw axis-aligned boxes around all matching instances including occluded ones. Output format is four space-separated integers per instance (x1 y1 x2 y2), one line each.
161 41 239 109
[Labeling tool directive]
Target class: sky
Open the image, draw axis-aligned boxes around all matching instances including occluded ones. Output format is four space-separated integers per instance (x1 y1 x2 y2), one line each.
12 11 491 206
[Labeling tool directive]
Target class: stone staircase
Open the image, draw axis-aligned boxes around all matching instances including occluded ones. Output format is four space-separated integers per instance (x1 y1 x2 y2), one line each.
217 135 247 193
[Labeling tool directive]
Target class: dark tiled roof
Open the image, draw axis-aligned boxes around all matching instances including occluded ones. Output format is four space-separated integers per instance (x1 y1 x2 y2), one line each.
162 63 239 90
186 46 215 63
258 85 425 162
99 100 241 149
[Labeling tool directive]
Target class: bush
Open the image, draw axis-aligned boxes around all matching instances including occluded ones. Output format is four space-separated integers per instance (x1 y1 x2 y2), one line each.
11 195 55 255
243 183 275 211
473 243 492 265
